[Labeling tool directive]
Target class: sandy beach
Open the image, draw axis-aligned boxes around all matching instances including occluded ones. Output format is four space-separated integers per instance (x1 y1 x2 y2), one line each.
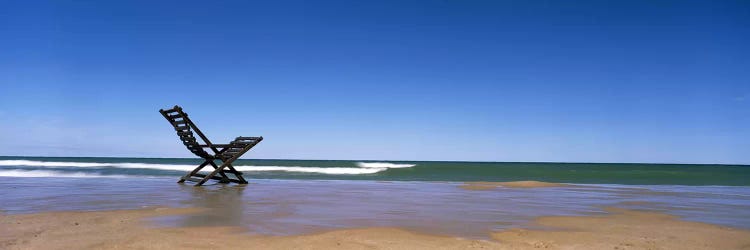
3 206 750 250
2 176 750 249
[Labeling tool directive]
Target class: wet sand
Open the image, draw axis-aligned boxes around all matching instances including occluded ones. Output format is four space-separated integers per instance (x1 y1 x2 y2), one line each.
2 206 749 250
3 178 750 249
3 178 750 238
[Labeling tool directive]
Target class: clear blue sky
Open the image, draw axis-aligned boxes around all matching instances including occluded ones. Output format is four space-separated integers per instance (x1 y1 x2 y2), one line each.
1 1 748 164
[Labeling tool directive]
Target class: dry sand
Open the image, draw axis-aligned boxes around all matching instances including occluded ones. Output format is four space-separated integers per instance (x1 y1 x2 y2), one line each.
460 181 570 190
2 207 750 250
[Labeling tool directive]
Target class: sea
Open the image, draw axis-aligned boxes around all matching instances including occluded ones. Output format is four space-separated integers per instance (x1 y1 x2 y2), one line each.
1 156 749 185
2 156 750 238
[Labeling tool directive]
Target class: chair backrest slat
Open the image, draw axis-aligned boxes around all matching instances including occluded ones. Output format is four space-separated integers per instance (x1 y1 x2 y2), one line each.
159 106 212 159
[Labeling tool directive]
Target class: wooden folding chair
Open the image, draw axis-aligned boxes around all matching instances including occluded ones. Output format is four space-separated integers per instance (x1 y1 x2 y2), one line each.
159 105 263 186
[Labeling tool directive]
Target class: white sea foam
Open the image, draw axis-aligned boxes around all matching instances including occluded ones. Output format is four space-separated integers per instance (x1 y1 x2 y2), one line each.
0 160 197 171
356 162 416 169
0 169 128 178
233 166 384 174
0 160 111 167
0 160 411 175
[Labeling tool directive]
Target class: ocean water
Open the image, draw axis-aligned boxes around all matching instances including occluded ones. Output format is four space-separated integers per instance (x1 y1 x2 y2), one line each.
0 156 748 185
2 156 750 238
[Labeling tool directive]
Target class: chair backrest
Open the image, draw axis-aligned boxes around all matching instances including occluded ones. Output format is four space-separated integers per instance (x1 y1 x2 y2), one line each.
159 106 212 159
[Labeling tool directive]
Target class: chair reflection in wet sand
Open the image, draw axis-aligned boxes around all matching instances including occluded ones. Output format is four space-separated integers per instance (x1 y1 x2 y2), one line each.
177 185 247 227
159 105 263 186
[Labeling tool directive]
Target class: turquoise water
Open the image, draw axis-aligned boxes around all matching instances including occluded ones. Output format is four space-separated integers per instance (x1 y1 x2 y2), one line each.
1 156 748 185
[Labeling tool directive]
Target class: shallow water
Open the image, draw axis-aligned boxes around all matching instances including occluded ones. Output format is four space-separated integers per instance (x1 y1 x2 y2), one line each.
2 178 749 238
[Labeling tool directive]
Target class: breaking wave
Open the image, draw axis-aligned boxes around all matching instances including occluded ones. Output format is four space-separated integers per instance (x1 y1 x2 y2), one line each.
0 160 415 176
356 162 416 169
0 169 128 178
234 166 383 174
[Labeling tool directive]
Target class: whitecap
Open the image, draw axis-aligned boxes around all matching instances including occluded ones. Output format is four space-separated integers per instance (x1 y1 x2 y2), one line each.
356 162 416 169
0 169 128 178
233 166 385 174
0 160 389 175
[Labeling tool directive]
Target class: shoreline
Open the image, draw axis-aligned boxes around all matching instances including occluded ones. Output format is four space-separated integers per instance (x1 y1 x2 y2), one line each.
3 206 750 249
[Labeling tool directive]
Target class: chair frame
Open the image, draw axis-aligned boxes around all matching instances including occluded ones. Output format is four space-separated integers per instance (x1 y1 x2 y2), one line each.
159 105 263 186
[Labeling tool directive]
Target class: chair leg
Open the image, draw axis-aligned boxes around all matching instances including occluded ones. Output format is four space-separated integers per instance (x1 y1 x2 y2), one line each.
208 161 231 183
225 164 248 184
190 141 258 186
179 160 211 183
195 164 223 186
196 157 245 186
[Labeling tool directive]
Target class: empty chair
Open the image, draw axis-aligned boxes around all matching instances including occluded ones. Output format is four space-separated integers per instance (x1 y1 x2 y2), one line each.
159 105 263 186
